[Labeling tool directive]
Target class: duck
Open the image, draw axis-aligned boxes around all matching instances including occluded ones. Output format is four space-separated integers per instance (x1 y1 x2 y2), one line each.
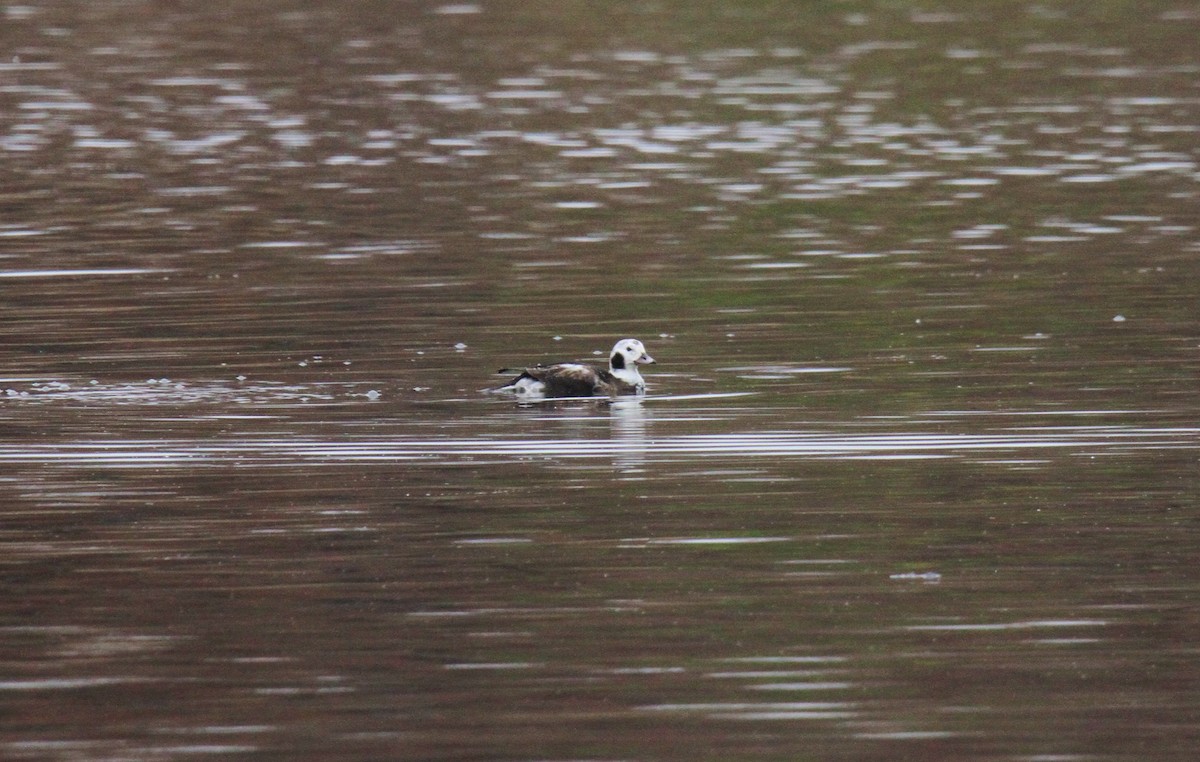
494 338 656 398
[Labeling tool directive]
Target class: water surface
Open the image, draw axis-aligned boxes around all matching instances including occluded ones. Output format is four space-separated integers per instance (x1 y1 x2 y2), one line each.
2 2 1199 760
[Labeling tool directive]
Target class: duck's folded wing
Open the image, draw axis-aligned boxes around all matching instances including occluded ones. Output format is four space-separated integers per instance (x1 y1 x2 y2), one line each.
537 363 603 396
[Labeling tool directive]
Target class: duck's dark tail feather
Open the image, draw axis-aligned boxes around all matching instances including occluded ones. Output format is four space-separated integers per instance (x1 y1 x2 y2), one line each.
489 369 531 393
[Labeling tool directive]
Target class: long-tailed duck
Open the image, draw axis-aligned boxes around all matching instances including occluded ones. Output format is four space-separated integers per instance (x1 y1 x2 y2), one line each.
494 338 656 398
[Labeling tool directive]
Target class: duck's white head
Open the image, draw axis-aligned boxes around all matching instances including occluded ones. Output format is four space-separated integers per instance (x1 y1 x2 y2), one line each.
608 338 655 387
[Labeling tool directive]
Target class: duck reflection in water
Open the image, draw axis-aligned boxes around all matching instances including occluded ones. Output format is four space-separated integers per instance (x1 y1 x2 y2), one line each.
610 396 648 476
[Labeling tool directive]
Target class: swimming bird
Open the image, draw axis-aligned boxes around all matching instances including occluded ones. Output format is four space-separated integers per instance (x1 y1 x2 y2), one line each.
494 338 656 398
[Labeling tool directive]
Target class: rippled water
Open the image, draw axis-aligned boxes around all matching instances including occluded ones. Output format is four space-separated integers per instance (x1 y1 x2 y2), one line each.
2 2 1199 760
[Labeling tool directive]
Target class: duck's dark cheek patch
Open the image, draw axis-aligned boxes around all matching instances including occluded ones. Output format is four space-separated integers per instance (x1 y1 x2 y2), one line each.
610 354 626 370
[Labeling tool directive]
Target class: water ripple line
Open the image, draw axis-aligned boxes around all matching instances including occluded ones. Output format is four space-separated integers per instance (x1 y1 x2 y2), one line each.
0 427 1195 468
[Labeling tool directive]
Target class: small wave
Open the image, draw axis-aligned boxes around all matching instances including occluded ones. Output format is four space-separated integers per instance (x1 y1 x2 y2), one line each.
0 427 1194 469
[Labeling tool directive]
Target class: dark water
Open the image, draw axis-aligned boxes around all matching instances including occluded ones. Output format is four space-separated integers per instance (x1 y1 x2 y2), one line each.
2 2 1199 760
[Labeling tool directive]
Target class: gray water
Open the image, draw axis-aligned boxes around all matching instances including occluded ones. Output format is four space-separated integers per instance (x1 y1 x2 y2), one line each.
2 2 1199 760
